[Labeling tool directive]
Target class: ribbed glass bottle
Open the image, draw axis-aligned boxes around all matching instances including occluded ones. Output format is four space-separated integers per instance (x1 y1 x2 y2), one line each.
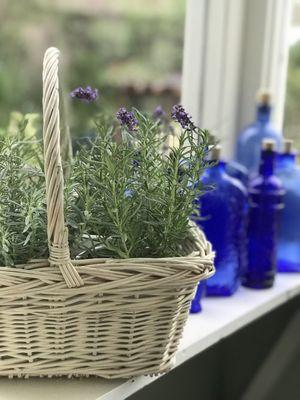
276 140 300 272
236 90 282 175
243 139 284 288
194 146 248 296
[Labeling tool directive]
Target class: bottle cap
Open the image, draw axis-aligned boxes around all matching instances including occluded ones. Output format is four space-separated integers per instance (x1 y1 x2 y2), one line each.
283 139 293 154
262 139 276 151
256 89 272 106
211 145 221 161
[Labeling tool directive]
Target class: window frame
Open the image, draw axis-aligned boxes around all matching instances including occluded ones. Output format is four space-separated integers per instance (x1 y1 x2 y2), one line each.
181 0 293 157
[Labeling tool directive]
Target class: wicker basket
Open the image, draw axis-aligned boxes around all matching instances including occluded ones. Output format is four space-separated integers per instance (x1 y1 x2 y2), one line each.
0 47 215 379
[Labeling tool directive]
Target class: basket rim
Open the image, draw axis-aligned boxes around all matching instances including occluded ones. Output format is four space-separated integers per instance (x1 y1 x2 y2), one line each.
2 250 214 267
0 250 215 284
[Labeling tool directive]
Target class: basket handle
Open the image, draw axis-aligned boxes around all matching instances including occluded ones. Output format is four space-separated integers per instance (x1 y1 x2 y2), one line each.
42 47 84 288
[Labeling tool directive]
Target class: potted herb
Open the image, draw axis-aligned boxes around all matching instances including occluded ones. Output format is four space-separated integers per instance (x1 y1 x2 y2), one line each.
0 47 214 379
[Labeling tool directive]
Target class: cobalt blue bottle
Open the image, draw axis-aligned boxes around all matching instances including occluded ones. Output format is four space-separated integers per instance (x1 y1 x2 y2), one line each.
226 160 249 187
276 140 300 272
195 146 248 296
236 91 282 175
243 139 284 288
190 281 206 313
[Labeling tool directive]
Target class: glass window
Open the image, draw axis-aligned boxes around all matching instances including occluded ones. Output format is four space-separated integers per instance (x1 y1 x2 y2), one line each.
0 0 186 136
284 0 300 147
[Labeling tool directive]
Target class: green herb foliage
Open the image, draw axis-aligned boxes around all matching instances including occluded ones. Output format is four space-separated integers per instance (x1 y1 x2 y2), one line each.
66 111 211 259
0 121 47 266
0 111 211 265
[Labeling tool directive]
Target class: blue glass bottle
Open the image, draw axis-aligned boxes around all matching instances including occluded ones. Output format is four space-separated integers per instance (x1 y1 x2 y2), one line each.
276 140 300 272
226 160 249 187
190 281 206 313
243 140 284 288
194 146 248 296
236 91 282 175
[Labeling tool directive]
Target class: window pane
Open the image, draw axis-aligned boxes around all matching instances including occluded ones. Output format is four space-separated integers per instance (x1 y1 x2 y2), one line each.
0 0 186 136
284 0 300 147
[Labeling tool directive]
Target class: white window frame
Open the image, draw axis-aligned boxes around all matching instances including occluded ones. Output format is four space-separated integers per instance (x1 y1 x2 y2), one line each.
181 0 293 158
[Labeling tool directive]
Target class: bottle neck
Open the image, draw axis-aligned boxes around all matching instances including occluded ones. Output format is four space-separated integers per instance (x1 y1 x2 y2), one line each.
277 152 296 169
256 104 271 123
259 149 276 176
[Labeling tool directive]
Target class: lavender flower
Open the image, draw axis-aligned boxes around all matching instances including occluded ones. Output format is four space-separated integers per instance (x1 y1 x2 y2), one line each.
116 107 138 131
70 86 99 103
153 105 166 120
171 104 195 130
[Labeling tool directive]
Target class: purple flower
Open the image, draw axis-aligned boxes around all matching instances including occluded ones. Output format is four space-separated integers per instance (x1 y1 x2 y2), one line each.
153 105 166 120
70 86 99 103
171 104 195 130
116 107 138 131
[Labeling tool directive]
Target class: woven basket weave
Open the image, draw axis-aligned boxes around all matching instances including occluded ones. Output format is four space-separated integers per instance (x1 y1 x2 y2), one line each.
0 47 215 379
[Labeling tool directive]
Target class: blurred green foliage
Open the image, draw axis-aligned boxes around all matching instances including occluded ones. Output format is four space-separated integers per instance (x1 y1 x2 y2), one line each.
0 0 185 138
284 40 300 147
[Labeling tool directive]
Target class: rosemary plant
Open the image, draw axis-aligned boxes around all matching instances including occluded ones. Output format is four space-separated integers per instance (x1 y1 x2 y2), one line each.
0 104 212 265
0 124 47 266
66 107 211 259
